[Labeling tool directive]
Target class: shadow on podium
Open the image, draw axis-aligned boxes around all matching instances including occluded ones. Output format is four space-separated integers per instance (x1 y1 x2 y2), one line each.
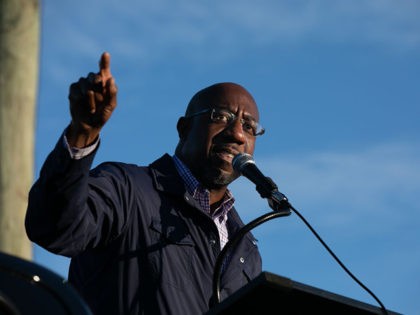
206 271 402 315
0 252 92 315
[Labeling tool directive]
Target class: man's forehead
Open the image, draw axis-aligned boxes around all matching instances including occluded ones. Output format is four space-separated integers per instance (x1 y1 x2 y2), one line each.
186 82 259 116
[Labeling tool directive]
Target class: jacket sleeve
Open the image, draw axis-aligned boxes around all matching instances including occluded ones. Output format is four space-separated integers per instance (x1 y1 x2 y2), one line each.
25 136 133 257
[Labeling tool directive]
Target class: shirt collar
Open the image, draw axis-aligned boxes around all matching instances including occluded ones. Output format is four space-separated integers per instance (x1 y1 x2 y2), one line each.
172 155 235 216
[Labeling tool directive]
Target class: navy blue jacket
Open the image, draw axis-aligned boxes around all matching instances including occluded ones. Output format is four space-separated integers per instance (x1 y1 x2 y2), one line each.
25 139 262 315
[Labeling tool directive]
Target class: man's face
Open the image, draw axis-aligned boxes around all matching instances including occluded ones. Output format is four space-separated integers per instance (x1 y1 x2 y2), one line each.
177 83 260 189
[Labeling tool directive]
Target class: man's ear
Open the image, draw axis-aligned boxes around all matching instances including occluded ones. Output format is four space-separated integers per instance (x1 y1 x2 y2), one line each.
176 117 190 140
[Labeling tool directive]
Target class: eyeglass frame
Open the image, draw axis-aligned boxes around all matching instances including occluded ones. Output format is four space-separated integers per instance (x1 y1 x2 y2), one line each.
185 107 265 137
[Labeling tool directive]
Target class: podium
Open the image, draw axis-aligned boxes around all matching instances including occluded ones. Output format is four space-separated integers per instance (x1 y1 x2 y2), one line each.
206 272 401 315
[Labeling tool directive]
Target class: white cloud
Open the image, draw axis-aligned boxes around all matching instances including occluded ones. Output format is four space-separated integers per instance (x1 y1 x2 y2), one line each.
42 0 420 69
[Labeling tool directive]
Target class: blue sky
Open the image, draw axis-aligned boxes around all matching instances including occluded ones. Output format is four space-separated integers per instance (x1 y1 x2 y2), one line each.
33 1 419 314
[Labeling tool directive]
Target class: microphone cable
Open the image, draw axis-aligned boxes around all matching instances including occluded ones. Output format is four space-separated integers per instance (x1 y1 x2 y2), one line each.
288 204 390 315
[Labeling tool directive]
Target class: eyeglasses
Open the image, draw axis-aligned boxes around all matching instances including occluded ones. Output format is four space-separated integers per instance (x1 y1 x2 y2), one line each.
185 107 265 137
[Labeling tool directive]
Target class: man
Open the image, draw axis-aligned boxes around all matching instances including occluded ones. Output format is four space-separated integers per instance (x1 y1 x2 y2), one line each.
25 52 265 315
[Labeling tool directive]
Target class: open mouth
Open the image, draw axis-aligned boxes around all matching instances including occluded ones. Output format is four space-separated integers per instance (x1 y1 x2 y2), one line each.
215 152 235 164
212 146 240 166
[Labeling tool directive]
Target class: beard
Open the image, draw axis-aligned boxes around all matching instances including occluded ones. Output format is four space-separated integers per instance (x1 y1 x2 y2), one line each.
198 164 239 189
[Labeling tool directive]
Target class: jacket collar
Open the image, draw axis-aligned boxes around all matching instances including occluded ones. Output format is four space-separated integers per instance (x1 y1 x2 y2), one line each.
148 153 186 196
149 154 258 249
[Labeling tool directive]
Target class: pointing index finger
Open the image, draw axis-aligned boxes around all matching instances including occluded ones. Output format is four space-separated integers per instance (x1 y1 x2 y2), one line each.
99 52 112 79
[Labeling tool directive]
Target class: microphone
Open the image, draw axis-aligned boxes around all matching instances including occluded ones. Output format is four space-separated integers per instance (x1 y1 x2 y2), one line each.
232 153 290 211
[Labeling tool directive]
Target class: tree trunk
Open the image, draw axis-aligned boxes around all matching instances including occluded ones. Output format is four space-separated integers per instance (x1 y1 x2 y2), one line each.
0 0 39 260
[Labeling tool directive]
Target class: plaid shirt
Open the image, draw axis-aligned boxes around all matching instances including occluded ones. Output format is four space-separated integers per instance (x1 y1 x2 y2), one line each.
173 155 234 249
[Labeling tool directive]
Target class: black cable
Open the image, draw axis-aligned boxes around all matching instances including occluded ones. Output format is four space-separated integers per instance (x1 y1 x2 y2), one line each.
289 204 390 315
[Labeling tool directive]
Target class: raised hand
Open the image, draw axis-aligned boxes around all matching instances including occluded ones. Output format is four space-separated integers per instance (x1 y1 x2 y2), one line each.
67 52 118 147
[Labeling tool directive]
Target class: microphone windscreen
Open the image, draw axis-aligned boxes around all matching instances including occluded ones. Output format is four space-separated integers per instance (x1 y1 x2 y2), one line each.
232 153 255 173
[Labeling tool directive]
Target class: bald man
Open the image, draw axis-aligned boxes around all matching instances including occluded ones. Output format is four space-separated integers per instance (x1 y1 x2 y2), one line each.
26 53 265 315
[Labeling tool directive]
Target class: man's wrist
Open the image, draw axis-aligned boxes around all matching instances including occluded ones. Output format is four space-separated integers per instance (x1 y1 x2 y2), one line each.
65 121 101 148
63 127 99 159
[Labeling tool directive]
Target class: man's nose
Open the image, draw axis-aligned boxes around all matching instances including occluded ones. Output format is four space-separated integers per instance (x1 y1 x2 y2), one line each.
224 118 246 144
